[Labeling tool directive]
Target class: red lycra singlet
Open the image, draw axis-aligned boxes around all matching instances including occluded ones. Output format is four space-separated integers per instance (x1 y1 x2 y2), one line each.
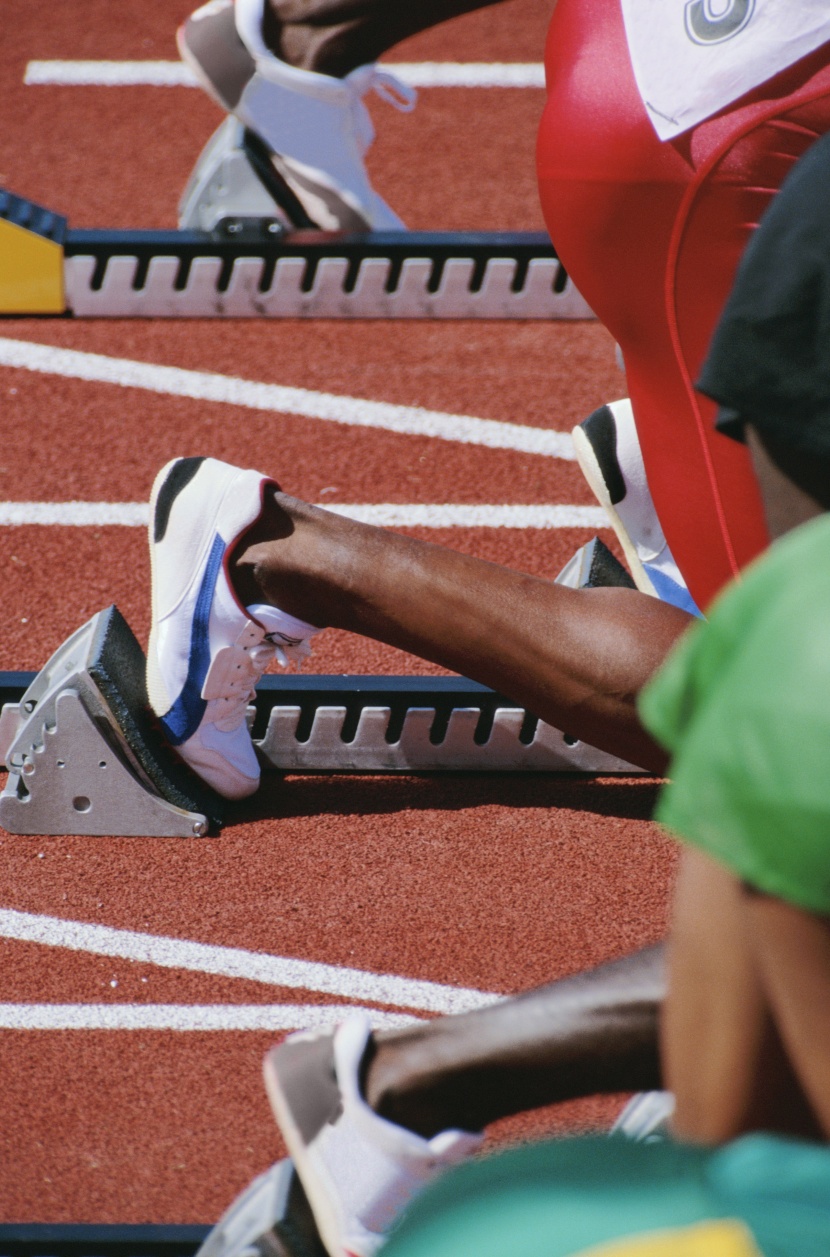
536 0 830 609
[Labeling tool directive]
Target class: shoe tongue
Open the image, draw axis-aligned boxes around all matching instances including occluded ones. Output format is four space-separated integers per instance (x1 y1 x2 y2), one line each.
247 603 318 642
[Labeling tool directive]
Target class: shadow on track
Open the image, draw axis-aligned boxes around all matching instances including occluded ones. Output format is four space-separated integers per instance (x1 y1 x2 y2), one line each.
230 773 662 824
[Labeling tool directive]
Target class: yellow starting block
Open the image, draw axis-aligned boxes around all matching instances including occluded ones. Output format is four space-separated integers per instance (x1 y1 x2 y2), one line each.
0 189 65 314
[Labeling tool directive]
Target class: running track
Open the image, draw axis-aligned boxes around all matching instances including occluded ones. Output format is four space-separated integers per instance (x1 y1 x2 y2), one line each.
0 0 676 1224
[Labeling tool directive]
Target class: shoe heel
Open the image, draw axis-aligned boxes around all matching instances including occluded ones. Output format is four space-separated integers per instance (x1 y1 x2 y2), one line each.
572 419 654 596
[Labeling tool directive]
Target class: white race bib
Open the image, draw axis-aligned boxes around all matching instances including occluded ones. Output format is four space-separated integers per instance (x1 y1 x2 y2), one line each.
620 1 830 140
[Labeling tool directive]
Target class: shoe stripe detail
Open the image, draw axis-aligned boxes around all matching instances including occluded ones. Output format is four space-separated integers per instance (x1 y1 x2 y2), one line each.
645 565 703 618
153 457 205 543
242 128 320 230
161 531 226 746
581 405 627 506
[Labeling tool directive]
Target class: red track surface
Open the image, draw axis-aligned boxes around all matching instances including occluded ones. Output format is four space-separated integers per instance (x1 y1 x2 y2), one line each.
0 0 676 1224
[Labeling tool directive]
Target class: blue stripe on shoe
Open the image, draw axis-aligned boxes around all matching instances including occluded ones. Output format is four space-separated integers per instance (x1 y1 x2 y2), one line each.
645 565 704 618
161 532 226 746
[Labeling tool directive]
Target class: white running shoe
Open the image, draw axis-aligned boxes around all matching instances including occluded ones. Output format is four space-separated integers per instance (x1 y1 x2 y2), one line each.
147 456 318 799
264 1015 483 1257
178 0 415 231
571 400 702 617
610 1091 675 1143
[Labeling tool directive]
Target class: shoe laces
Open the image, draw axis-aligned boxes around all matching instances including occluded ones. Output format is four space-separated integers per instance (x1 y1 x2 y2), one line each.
346 64 418 114
202 620 311 733
344 64 417 153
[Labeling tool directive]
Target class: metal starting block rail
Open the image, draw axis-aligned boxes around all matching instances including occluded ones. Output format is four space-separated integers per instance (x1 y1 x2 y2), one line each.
0 1228 210 1257
0 599 639 838
0 1160 323 1257
0 186 594 320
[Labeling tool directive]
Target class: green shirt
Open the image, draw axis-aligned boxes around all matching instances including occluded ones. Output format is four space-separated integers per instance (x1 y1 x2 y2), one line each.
383 1135 830 1257
639 512 830 914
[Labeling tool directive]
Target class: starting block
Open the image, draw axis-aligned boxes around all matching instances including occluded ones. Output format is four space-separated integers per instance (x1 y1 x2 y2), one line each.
195 1159 325 1257
0 188 65 314
0 545 641 838
0 182 594 320
0 606 223 838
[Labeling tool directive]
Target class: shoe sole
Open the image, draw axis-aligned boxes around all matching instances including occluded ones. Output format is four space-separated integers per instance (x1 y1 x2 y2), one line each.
178 21 334 230
177 14 239 114
264 1044 352 1257
571 421 657 598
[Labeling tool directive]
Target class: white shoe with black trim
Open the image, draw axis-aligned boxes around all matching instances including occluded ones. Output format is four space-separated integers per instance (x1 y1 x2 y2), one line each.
178 0 415 231
147 456 318 799
265 1015 483 1257
571 399 702 616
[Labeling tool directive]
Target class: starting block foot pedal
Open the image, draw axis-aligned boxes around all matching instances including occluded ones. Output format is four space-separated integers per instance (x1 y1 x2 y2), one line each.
196 1160 326 1257
0 606 224 837
555 537 636 592
178 117 293 237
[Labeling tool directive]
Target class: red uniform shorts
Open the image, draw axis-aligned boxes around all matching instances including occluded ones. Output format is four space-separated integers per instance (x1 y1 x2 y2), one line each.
537 0 830 608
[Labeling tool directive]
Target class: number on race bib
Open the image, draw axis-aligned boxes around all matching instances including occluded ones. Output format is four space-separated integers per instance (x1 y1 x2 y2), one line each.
685 0 755 45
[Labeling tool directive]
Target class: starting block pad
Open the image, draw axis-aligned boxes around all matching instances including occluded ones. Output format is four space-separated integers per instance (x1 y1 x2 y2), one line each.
0 597 640 837
0 607 224 837
0 185 594 320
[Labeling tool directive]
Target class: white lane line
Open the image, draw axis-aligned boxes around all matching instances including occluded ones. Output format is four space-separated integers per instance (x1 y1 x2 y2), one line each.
24 61 199 86
0 338 576 461
389 62 544 88
0 909 499 1016
24 60 545 89
0 502 606 529
0 1003 418 1031
327 504 604 528
0 502 149 527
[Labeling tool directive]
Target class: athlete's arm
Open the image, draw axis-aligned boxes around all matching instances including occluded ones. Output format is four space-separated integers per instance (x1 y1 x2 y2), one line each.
665 850 824 1144
745 893 830 1138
